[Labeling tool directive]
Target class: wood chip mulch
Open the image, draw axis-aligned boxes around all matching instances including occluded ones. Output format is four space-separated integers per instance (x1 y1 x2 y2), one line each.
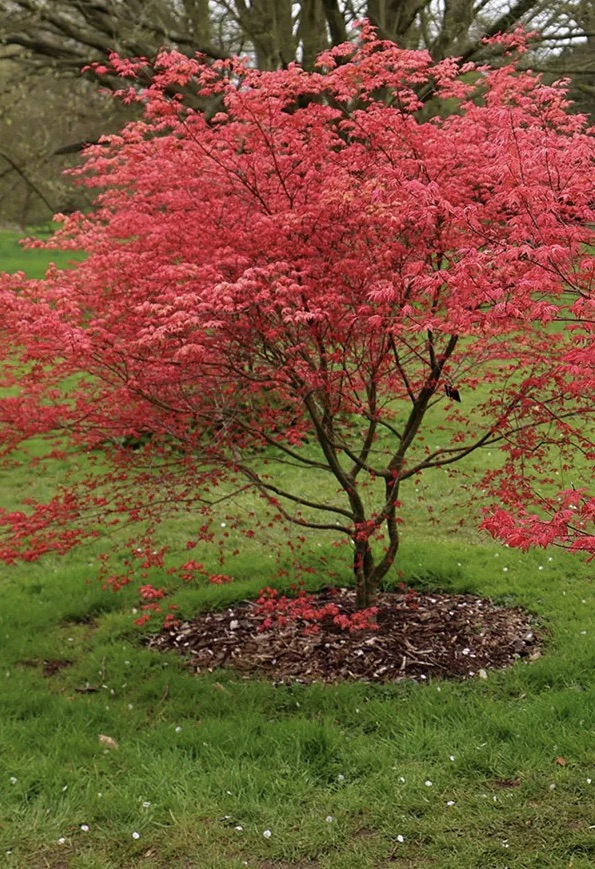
147 588 542 684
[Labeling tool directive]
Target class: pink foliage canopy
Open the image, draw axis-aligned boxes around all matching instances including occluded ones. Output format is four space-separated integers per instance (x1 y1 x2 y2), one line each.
0 25 593 612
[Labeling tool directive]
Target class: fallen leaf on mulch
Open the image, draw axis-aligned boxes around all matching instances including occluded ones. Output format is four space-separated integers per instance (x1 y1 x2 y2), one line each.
147 588 541 685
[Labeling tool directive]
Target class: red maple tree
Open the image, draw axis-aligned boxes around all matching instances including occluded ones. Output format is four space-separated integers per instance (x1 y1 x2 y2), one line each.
0 26 593 615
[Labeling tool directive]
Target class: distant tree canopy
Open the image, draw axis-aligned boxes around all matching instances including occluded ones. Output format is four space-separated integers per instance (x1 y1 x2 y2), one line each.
0 63 131 226
0 0 592 223
1 0 593 74
548 0 595 118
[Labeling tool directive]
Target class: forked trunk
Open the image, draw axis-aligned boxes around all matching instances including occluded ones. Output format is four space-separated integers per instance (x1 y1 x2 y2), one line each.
353 515 401 609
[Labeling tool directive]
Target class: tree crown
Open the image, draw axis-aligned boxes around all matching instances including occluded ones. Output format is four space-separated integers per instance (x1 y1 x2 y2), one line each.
0 27 593 615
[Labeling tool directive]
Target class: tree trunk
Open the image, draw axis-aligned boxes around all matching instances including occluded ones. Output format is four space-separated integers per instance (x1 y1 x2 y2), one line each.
354 540 377 609
353 500 401 609
236 0 295 70
298 0 328 70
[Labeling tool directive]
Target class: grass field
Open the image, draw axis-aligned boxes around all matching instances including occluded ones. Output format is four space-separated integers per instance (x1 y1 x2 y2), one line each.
0 227 83 278
1 229 595 868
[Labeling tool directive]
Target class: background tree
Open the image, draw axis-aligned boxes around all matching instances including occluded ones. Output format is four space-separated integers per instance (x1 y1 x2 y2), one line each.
0 1 591 223
0 60 133 226
1 0 592 73
0 30 592 614
546 0 595 118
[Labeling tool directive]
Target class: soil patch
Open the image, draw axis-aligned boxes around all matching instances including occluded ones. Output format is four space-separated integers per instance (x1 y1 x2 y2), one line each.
147 588 541 684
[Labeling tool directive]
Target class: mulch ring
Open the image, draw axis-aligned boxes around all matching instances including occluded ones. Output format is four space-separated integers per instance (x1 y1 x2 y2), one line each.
146 588 542 684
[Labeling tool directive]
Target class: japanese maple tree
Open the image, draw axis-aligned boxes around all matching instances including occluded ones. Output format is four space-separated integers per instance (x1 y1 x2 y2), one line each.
0 25 593 614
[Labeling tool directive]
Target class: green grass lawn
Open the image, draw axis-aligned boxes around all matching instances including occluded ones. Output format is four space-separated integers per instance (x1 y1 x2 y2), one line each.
1 230 595 868
0 226 82 278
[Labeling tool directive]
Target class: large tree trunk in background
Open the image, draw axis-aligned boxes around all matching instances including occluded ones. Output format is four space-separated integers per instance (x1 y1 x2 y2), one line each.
320 0 348 45
185 0 213 46
235 0 296 69
299 0 329 70
367 0 430 47
430 0 476 60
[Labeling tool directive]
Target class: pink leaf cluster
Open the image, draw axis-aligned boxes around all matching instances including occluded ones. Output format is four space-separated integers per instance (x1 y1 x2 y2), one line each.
255 586 379 634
